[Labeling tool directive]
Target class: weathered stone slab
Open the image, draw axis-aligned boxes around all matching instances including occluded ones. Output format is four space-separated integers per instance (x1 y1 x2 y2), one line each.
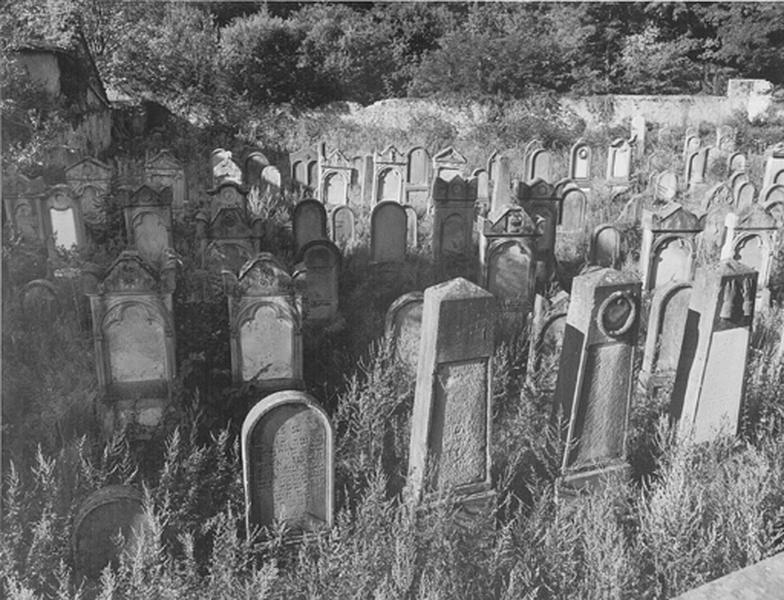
639 203 702 291
370 201 407 264
241 390 334 534
569 139 592 185
606 138 632 185
20 279 60 321
525 291 569 392
293 199 327 252
407 278 495 508
373 145 406 204
553 268 641 495
432 176 477 278
405 146 431 216
385 291 424 373
293 239 340 323
670 261 757 444
72 485 152 578
330 204 356 248
145 150 186 214
228 254 303 393
123 184 173 270
639 281 692 393
42 185 86 256
588 224 622 269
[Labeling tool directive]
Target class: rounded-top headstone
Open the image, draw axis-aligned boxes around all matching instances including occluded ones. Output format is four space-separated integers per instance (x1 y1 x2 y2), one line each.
72 485 151 578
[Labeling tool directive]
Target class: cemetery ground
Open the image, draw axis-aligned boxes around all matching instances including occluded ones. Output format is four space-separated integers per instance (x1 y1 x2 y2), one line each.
3 113 784 599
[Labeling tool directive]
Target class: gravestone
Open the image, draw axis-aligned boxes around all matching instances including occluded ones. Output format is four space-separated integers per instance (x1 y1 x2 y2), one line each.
72 485 152 578
123 184 173 269
553 268 641 495
407 278 496 518
729 171 748 203
727 151 747 174
373 145 406 204
569 139 592 188
212 151 243 186
42 185 86 256
735 180 757 211
638 281 692 393
473 168 490 215
682 131 700 159
244 151 269 189
88 251 176 435
701 182 733 214
2 171 45 243
478 204 538 324
20 279 60 321
762 185 784 225
370 201 407 264
631 115 646 159
405 146 431 215
684 148 709 190
560 187 587 232
432 175 477 278
486 150 500 183
330 204 356 247
196 203 262 281
762 142 784 189
65 157 113 225
384 291 424 373
293 199 327 252
228 254 303 393
523 140 543 179
606 138 632 188
727 206 779 307
490 155 514 215
319 145 353 205
515 179 561 284
670 261 757 444
290 148 318 190
588 224 622 269
639 203 703 291
293 240 341 323
432 146 467 182
654 171 679 202
716 125 736 153
527 148 553 183
405 205 418 249
241 390 334 534
208 180 248 219
525 291 569 392
144 150 186 214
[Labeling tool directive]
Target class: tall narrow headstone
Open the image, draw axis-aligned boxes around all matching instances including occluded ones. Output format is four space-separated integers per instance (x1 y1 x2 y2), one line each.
65 157 113 225
527 148 553 183
241 390 334 535
553 268 641 495
228 254 303 394
727 206 779 307
330 205 356 247
588 224 622 269
490 155 514 215
639 203 702 291
473 168 490 215
144 150 187 215
515 179 561 285
525 291 569 392
631 115 646 160
405 146 431 215
670 261 757 444
3 171 45 243
569 139 592 188
560 187 587 232
373 145 406 204
432 176 477 278
405 205 418 249
407 278 496 517
41 185 86 256
638 281 692 393
606 138 632 188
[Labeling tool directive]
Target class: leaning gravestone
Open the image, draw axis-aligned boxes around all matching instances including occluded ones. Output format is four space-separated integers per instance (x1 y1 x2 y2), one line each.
588 224 623 269
228 254 303 394
385 291 424 374
490 155 514 215
293 199 328 252
293 239 341 323
631 115 646 160
407 278 496 519
88 251 177 436
726 206 779 308
638 281 692 394
515 179 561 285
72 485 152 578
639 203 702 291
241 390 334 535
370 201 407 264
670 261 757 444
525 291 569 393
553 268 641 496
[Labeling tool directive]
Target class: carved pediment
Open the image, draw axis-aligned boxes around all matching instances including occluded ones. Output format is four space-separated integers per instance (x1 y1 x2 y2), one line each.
433 146 467 166
486 204 537 235
44 184 78 209
736 205 778 230
145 150 183 172
375 145 405 165
432 175 477 202
100 251 160 293
323 148 352 169
646 202 704 231
65 157 112 182
127 184 172 207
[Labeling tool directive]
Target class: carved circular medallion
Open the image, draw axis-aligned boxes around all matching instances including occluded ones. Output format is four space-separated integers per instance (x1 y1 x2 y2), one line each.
597 291 637 337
